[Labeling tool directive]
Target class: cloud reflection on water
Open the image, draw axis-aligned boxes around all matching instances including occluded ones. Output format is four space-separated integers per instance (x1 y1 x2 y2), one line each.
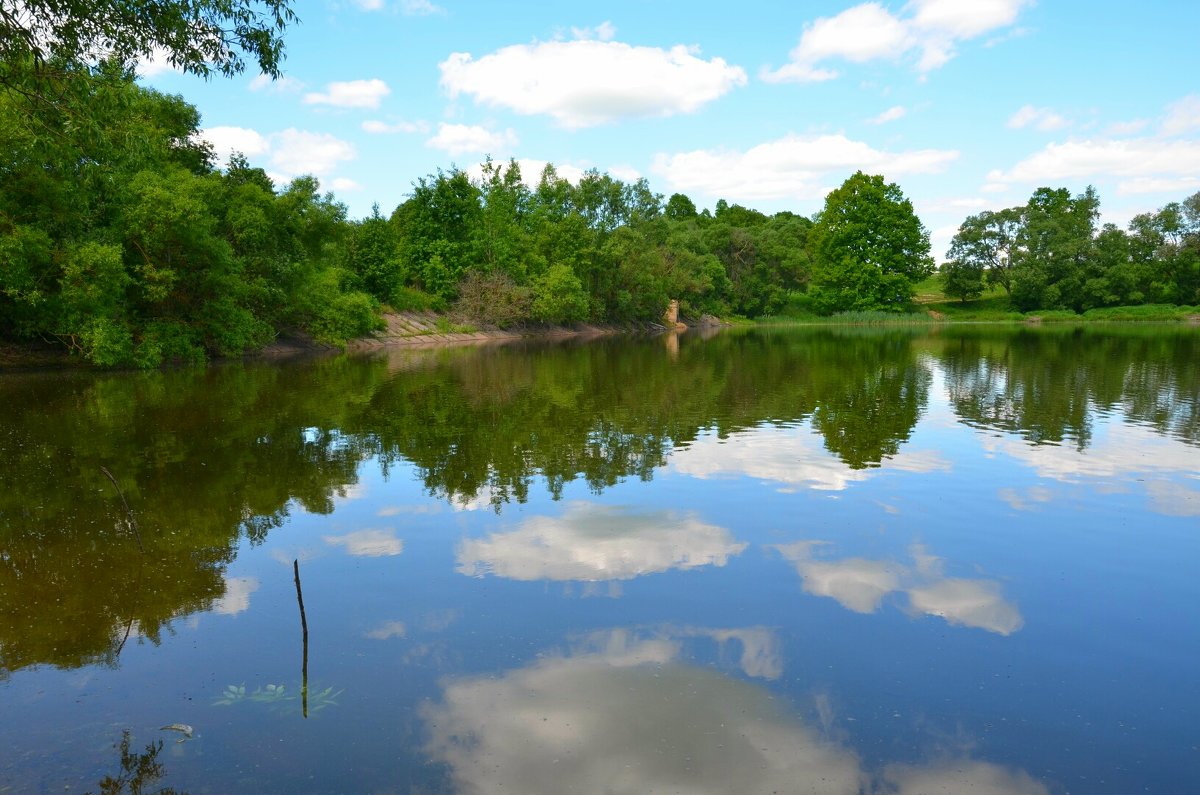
986 423 1200 518
775 542 1023 635
671 426 951 491
456 502 746 582
212 576 259 616
323 528 404 557
424 629 1047 795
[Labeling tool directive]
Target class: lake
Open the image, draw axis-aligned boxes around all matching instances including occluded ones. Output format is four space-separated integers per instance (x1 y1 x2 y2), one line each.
1 325 1197 794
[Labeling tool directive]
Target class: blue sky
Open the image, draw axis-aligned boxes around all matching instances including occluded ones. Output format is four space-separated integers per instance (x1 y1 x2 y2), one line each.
141 0 1200 258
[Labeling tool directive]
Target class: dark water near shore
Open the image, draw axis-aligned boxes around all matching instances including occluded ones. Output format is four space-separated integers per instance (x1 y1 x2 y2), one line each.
1 325 1197 794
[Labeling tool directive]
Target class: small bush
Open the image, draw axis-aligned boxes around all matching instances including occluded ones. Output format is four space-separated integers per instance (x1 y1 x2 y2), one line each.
455 270 533 328
531 264 589 324
299 269 385 345
389 285 446 313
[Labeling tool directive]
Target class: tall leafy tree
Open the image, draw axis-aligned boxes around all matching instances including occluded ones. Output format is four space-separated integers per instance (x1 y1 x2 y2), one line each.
1010 186 1099 311
809 171 933 312
946 207 1022 297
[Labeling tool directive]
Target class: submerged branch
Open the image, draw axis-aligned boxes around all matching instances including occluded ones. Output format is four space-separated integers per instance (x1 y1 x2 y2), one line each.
100 466 144 553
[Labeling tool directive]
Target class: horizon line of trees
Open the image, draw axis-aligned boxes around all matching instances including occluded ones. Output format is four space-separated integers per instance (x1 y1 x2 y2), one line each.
3 69 1198 368
942 186 1200 310
1 60 941 367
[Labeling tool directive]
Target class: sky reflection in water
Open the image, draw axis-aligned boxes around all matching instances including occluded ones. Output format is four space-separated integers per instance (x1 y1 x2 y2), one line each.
0 326 1197 793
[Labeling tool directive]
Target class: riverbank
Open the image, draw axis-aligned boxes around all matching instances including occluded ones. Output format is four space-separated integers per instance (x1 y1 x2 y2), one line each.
4 306 1199 370
0 311 685 370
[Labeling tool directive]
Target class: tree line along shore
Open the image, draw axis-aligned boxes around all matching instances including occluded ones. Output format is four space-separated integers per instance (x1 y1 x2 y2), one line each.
3 64 1198 368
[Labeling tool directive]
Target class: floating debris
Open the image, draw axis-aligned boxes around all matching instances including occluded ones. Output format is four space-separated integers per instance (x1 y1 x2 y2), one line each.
159 723 194 742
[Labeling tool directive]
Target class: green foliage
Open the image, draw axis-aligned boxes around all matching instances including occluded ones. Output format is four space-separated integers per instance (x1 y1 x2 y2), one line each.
940 258 985 303
1011 187 1099 312
947 208 1022 297
0 65 379 365
665 193 698 220
809 171 934 313
939 187 1200 317
532 264 590 324
346 204 404 303
388 286 446 313
2 0 296 84
299 270 384 346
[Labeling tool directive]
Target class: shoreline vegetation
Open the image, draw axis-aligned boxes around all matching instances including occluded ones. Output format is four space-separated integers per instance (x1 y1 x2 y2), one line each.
3 65 1198 370
4 304 1198 371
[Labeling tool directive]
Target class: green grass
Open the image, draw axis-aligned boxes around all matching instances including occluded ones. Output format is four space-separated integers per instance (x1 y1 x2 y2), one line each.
757 310 933 326
1082 304 1200 321
755 276 1199 326
434 316 477 334
925 295 1024 321
829 310 934 325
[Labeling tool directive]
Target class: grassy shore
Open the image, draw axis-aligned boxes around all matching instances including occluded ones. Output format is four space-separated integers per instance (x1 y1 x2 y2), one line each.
755 277 1200 325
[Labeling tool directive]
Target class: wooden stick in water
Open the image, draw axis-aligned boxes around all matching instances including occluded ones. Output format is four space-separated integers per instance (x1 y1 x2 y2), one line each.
293 559 309 718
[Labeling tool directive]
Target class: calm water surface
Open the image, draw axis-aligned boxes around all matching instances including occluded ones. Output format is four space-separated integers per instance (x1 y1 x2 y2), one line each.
1 326 1197 794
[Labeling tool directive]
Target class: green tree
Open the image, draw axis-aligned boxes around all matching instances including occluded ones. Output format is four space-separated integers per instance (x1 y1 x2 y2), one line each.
1010 186 1099 312
940 258 985 304
347 204 404 304
809 171 933 313
1 0 296 85
664 193 698 221
393 168 482 300
531 263 590 324
946 207 1022 297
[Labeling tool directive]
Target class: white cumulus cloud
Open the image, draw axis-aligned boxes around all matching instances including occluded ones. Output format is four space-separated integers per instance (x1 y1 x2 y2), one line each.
1007 104 1071 131
868 105 907 125
570 21 617 41
362 118 429 134
268 129 357 177
304 78 391 109
653 133 958 203
135 47 179 78
426 123 518 155
424 635 865 795
365 620 407 639
439 40 747 128
987 137 1200 187
764 0 1030 82
200 126 357 181
201 126 270 163
671 425 950 491
330 177 362 192
424 630 1047 794
1162 94 1200 136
